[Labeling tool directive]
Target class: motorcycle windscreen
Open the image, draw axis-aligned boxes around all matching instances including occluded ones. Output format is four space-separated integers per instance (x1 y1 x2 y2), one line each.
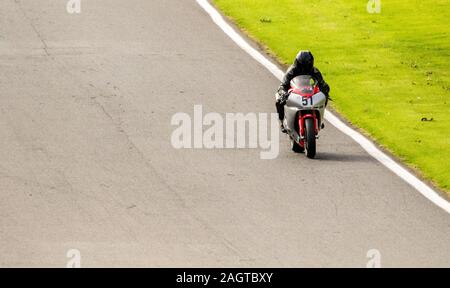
290 75 317 95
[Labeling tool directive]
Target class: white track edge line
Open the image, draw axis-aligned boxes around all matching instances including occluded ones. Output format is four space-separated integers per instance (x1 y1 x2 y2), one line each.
196 0 450 214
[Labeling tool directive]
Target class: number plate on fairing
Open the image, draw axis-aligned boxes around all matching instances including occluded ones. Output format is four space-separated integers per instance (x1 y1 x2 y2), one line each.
287 92 326 109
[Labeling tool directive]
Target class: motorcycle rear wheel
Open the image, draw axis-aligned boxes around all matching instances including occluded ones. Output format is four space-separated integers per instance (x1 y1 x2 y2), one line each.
291 138 304 153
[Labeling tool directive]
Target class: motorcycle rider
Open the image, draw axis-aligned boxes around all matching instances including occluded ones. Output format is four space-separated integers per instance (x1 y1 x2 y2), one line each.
276 50 330 133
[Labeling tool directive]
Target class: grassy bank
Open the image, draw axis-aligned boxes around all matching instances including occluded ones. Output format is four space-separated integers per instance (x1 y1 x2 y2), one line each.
214 0 450 194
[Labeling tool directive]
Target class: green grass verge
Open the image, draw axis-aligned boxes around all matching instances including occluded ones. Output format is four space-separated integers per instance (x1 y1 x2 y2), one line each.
214 0 450 194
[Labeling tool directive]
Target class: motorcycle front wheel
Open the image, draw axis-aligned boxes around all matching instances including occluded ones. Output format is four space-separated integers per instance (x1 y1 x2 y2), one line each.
304 118 316 159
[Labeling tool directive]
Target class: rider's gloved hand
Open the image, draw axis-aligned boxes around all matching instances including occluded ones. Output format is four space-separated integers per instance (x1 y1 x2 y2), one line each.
325 94 331 106
278 91 289 104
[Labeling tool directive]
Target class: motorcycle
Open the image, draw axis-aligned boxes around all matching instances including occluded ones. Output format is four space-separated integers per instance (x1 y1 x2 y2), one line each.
283 75 327 158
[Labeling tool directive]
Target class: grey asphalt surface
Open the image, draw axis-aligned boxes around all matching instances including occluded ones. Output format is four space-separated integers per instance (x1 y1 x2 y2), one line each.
0 0 449 267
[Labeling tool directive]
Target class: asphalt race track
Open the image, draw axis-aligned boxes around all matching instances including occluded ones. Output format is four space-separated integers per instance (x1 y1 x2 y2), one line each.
0 0 449 267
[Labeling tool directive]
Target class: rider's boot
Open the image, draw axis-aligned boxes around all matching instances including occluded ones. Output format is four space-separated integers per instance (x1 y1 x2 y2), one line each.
279 120 287 134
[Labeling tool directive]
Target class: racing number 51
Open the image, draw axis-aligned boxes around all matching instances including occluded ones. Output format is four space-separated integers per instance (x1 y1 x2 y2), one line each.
302 97 313 106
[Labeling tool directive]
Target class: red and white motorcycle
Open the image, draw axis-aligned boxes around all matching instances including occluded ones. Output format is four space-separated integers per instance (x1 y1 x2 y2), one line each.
283 75 327 158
